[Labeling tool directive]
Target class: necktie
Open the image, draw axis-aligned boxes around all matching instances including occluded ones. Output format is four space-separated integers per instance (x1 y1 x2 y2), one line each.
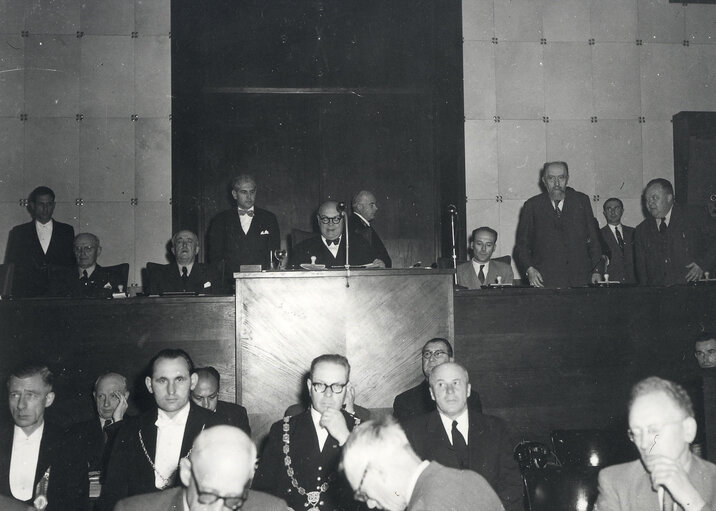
615 226 625 252
238 209 254 217
181 266 188 289
451 420 469 469
478 265 486 285
659 218 668 234
554 200 561 218
103 418 113 442
326 238 339 246
80 269 89 284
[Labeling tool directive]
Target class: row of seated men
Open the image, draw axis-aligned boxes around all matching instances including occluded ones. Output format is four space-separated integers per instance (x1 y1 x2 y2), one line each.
3 334 716 511
6 164 716 298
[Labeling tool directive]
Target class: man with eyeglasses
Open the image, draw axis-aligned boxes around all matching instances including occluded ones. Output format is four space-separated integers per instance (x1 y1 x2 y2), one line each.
401 362 521 511
191 367 250 435
595 376 716 511
393 338 481 421
599 198 636 284
290 200 384 268
253 354 362 511
115 425 286 510
342 416 504 511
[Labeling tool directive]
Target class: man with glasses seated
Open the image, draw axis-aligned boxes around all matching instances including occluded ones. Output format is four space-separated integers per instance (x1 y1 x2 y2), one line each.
114 425 286 510
595 376 716 511
393 338 482 421
290 200 385 268
253 354 362 511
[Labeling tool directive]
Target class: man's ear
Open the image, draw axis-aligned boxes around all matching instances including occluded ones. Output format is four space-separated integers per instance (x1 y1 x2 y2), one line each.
190 373 198 391
179 458 192 487
429 386 435 402
96 246 102 258
123 390 130 399
145 376 154 394
92 391 97 402
307 378 313 395
231 189 239 201
684 416 698 444
44 391 55 408
466 383 472 398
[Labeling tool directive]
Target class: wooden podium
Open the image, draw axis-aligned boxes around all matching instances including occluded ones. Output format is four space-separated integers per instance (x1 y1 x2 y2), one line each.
235 268 454 440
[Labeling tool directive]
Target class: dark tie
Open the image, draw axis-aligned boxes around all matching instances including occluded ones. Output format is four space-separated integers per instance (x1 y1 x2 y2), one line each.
478 265 486 285
554 200 561 218
181 266 188 289
80 269 89 285
238 209 254 217
103 418 113 442
659 218 668 234
451 420 469 469
326 238 339 246
615 226 625 252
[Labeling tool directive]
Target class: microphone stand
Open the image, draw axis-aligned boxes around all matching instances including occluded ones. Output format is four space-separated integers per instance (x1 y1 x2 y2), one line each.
449 206 458 285
339 204 350 288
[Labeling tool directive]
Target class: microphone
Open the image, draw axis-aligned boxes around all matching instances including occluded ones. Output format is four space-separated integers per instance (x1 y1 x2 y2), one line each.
337 202 346 216
447 204 458 216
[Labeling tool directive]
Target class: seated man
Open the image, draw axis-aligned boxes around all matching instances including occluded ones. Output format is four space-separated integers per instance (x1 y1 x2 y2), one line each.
456 226 513 289
253 354 361 511
350 190 392 268
284 380 371 423
96 349 226 511
47 233 125 298
290 200 384 268
148 230 222 295
191 367 250 435
0 364 87 510
342 416 504 511
67 372 130 483
595 376 716 510
401 362 522 511
694 332 716 369
393 338 481 420
115 425 286 511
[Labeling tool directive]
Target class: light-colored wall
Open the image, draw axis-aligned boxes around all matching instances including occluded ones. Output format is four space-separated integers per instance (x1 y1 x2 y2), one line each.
462 0 716 272
0 0 171 286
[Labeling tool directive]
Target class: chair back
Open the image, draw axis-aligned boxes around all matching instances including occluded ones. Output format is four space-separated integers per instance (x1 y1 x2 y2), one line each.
103 263 130 289
524 466 599 511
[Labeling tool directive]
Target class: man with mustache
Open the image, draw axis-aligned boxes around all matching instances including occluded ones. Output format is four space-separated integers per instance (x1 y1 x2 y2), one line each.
515 161 602 288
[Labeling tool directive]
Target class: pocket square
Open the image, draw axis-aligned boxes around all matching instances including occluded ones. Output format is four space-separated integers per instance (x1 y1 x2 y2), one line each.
103 282 112 289
204 281 212 288
260 230 270 235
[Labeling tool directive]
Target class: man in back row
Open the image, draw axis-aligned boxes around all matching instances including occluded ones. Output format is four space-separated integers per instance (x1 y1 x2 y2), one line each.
600 198 636 284
350 190 392 268
456 227 513 289
191 367 250 435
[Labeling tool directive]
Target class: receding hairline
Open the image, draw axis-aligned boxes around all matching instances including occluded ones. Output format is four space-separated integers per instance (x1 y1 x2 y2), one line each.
172 230 199 244
74 233 100 247
318 200 340 216
428 362 469 385
352 190 375 207
94 372 128 392
232 175 256 189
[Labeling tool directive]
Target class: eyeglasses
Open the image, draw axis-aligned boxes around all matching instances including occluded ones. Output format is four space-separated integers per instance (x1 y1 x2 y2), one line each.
353 463 371 502
311 381 347 393
74 245 97 253
422 350 448 360
627 418 686 443
318 215 342 224
191 465 249 510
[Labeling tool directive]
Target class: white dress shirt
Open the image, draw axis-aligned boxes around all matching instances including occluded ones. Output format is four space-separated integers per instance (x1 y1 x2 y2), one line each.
154 403 190 489
656 207 673 229
238 206 254 235
437 408 469 445
79 264 97 278
310 406 329 452
321 236 341 258
35 220 53 254
176 262 194 276
607 224 622 242
10 423 45 501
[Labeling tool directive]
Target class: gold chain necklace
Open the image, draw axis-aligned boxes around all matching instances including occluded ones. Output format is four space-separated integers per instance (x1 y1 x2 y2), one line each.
138 424 204 490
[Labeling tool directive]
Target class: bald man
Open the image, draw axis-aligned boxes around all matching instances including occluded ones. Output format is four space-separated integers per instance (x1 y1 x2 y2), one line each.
290 200 383 268
114 425 287 510
47 232 126 297
350 190 392 268
148 230 223 295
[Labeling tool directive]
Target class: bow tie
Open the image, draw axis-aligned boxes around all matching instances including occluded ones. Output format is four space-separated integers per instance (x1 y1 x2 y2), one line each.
238 209 254 217
325 238 340 246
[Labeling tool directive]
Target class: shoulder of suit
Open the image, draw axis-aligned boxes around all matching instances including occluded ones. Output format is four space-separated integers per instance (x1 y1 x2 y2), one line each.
254 207 278 219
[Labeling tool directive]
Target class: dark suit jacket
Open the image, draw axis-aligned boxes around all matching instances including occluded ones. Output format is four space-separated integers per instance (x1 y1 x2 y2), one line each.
0 495 33 511
114 485 288 511
96 403 225 511
66 417 122 481
215 401 251 436
402 409 522 511
207 207 280 274
514 188 602 288
599 225 636 284
253 410 360 511
456 260 514 289
5 220 75 297
408 461 504 511
0 422 88 511
595 456 716 511
289 234 377 268
147 262 223 295
634 205 708 286
47 264 125 298
393 380 482 421
348 213 392 268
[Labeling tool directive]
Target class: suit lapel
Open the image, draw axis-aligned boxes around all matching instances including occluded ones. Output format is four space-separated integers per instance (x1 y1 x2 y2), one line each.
35 423 60 491
139 409 159 464
180 404 206 457
0 426 13 495
427 411 455 460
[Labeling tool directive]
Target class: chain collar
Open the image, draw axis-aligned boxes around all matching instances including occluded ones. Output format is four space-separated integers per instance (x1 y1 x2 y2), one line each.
138 425 205 490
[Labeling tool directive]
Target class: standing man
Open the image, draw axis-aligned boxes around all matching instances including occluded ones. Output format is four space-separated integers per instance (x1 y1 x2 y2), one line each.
5 186 75 297
253 354 362 511
207 175 280 275
96 349 225 511
191 367 250 435
635 178 706 286
595 376 716 510
456 227 514 289
148 230 222 295
514 161 602 288
0 364 87 510
350 190 392 268
694 332 716 369
401 362 522 511
114 425 286 511
290 200 384 268
600 198 636 284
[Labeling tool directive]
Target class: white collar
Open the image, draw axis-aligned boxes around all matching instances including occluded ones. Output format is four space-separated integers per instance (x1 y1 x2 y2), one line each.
353 212 370 226
310 405 324 431
321 235 342 245
405 460 430 504
156 402 191 427
35 219 52 230
237 205 255 213
176 262 194 275
471 259 490 271
13 421 44 442
437 407 469 439
79 264 96 277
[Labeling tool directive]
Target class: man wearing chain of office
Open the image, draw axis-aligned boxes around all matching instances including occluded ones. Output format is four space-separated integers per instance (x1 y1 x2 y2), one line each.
253 354 364 511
